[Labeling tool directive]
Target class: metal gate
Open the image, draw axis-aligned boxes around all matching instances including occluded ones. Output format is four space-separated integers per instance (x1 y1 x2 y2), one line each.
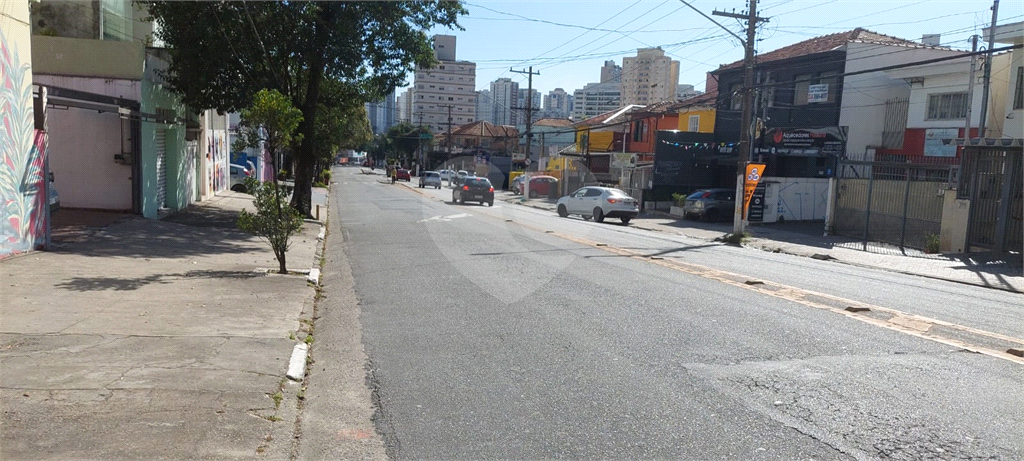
960 147 1023 252
833 157 959 251
156 128 167 210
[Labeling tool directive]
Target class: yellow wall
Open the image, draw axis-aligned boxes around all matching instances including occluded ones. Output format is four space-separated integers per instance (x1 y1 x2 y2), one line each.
575 130 617 152
675 108 716 133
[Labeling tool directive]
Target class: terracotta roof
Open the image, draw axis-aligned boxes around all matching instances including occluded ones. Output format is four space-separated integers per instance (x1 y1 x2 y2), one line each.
532 118 574 128
715 28 929 72
445 120 518 138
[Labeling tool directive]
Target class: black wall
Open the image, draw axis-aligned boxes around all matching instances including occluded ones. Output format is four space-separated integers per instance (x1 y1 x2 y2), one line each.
650 131 734 200
713 50 847 142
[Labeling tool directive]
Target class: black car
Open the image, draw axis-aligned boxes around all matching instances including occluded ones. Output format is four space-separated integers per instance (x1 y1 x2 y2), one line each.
452 177 494 206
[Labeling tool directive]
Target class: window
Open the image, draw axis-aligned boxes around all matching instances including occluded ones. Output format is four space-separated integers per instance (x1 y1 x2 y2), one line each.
633 121 644 142
1014 66 1023 110
794 74 811 105
729 83 744 110
688 115 700 132
926 93 968 120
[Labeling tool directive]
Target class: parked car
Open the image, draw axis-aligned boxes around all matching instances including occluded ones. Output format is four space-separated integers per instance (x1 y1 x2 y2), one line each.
396 169 411 182
48 171 60 214
229 164 251 192
517 175 558 198
682 188 734 221
556 186 638 224
510 174 526 194
419 171 442 189
452 177 494 206
453 170 470 186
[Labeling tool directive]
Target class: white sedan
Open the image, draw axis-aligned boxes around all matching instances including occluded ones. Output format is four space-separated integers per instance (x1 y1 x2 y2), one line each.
556 186 639 224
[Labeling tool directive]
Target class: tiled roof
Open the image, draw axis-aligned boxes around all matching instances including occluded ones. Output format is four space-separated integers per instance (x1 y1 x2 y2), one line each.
574 105 645 127
532 118 574 128
715 28 929 72
445 120 518 138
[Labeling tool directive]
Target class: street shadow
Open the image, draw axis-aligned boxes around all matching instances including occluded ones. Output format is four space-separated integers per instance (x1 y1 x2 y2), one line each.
54 270 267 292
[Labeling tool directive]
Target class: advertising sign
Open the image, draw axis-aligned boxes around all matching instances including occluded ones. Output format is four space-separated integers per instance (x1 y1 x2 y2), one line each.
742 163 766 220
807 84 829 103
756 126 848 157
924 128 959 157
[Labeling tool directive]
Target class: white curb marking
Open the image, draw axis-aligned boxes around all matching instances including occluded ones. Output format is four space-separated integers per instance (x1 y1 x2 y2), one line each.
286 343 308 381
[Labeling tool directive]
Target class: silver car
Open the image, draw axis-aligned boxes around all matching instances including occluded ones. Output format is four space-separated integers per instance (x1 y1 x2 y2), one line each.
556 186 639 224
419 171 442 189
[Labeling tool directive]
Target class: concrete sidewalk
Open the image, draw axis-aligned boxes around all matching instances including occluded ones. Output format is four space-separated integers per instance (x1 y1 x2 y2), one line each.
503 195 1024 293
1 191 327 460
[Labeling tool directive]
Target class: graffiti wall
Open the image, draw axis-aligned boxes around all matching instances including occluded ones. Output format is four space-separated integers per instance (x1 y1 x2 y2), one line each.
1 3 49 257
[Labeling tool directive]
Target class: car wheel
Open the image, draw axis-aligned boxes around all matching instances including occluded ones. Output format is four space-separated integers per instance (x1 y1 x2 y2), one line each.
557 205 568 217
452 193 458 204
487 200 494 207
621 217 631 224
593 207 605 223
231 184 246 193
529 190 539 199
704 209 719 222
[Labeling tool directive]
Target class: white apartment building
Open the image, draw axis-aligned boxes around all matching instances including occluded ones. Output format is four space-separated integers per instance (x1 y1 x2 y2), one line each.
475 89 495 124
412 35 477 133
543 88 573 119
572 81 622 120
491 78 519 126
517 88 541 123
396 89 412 124
600 60 622 83
621 47 680 105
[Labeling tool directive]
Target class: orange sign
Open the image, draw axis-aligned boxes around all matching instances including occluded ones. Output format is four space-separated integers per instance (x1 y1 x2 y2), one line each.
742 163 766 219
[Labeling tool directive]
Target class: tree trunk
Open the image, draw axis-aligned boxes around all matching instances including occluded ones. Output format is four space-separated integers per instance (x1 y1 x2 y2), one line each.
289 10 328 218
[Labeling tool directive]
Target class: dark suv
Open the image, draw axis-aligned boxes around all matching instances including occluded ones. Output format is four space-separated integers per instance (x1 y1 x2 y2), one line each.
452 177 494 206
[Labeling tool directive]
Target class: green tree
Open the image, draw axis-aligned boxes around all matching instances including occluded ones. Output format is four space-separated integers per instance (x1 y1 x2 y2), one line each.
234 89 304 274
142 1 464 216
386 121 432 166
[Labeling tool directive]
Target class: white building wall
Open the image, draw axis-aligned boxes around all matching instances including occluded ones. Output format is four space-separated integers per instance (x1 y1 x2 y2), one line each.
491 78 518 126
48 108 133 210
905 70 985 130
840 42 966 161
1000 49 1023 138
413 60 477 133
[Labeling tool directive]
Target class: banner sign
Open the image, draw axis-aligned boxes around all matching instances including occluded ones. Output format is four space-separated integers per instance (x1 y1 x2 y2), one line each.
742 163 766 220
755 126 848 157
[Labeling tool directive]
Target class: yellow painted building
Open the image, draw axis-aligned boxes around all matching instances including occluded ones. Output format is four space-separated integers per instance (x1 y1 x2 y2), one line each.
675 107 716 133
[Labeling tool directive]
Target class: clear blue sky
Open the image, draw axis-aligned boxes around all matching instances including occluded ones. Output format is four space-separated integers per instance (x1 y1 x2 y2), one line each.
409 0 1019 97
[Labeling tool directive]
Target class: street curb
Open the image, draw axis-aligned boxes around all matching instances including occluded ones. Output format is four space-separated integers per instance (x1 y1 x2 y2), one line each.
501 197 1022 293
286 343 309 381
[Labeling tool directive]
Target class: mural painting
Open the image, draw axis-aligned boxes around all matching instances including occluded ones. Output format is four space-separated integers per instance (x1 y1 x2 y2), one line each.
1 29 49 257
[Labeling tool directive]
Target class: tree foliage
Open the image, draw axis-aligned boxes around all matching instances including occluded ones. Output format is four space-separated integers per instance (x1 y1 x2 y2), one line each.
234 89 304 274
142 1 465 214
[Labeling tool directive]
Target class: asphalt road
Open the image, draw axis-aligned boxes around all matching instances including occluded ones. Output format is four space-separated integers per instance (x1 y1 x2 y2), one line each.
320 166 1024 460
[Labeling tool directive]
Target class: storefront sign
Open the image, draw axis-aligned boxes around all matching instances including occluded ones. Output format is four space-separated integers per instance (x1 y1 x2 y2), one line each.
756 126 848 157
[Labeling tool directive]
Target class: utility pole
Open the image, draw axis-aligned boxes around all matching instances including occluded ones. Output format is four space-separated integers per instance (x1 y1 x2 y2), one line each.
713 0 768 235
964 35 979 140
437 104 455 161
414 111 425 172
978 0 999 138
511 66 540 170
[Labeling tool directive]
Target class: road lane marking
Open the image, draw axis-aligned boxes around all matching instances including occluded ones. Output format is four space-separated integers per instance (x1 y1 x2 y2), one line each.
546 228 1024 365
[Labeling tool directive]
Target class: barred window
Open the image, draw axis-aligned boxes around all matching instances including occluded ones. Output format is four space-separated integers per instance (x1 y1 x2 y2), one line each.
926 93 968 120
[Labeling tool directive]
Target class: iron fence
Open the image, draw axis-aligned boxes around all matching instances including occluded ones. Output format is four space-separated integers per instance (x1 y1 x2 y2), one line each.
833 158 959 251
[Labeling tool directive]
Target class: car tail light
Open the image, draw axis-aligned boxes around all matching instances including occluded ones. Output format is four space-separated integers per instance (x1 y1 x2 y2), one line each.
489 187 494 192
702 191 712 198
607 198 618 204
244 170 251 177
462 185 469 191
